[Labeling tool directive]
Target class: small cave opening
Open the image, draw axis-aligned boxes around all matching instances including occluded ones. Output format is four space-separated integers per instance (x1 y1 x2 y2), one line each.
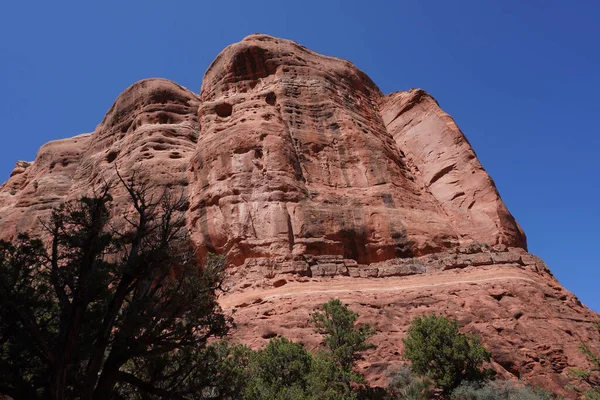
215 102 233 118
156 113 171 124
265 92 276 106
106 150 119 163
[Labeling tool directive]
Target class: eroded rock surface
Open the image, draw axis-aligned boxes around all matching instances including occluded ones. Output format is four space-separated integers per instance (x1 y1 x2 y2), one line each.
188 34 526 267
380 90 526 249
0 78 199 237
221 257 596 396
0 34 595 394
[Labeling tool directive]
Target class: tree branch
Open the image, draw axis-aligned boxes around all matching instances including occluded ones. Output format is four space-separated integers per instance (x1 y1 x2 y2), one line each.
116 371 183 399
5 300 55 367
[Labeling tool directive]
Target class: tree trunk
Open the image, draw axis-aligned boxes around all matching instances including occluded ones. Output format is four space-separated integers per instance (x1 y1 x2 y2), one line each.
91 357 123 400
53 304 84 400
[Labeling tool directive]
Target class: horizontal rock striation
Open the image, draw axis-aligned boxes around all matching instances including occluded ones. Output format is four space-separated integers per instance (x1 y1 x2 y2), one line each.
234 243 546 281
222 262 596 395
0 34 595 395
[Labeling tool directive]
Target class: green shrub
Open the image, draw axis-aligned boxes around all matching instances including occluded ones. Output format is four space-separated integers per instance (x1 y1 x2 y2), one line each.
206 299 378 399
402 314 492 393
385 365 433 400
244 337 313 399
451 380 554 400
311 298 376 372
239 337 363 400
307 351 359 400
569 322 600 399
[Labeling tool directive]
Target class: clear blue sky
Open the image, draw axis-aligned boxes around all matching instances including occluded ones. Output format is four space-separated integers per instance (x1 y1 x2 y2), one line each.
1 1 598 310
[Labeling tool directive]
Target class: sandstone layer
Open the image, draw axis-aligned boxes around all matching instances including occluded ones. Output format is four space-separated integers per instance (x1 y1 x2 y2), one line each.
0 34 595 395
188 34 526 267
0 78 199 237
223 245 597 396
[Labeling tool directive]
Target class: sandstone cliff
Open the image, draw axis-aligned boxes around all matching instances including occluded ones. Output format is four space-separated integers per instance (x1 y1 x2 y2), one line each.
0 34 595 395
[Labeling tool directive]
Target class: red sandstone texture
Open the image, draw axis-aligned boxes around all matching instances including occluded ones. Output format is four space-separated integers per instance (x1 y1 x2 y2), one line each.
0 34 596 395
0 78 199 238
189 34 526 266
222 246 598 396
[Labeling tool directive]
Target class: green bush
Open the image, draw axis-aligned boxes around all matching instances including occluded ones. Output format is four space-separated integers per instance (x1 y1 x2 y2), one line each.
243 337 313 399
385 365 433 400
402 314 492 393
569 322 600 399
311 298 376 372
199 299 377 400
451 380 554 400
308 350 361 400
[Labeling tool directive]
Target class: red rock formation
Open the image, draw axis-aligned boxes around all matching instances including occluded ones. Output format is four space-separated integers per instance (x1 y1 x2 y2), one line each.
380 90 526 249
0 34 595 395
189 34 525 268
0 78 199 237
222 246 598 395
0 135 91 237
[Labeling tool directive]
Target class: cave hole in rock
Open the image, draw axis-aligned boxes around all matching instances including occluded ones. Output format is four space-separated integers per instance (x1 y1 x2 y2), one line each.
156 113 171 124
121 120 132 133
106 150 119 163
265 92 276 106
215 102 233 118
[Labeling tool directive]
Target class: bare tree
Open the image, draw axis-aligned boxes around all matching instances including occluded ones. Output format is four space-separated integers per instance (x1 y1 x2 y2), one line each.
0 174 230 400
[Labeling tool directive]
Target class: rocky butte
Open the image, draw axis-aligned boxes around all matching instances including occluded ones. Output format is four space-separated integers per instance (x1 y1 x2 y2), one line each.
0 34 597 395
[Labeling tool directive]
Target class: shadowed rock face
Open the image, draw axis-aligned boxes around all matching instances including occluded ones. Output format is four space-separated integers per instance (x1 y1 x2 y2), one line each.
0 34 595 395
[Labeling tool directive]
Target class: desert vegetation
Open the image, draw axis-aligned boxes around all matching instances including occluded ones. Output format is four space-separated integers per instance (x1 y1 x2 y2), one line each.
0 177 230 399
568 323 600 399
0 181 589 399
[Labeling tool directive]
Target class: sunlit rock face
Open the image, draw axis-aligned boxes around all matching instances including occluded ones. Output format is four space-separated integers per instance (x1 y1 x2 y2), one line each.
4 34 597 397
0 78 200 238
0 35 525 263
188 34 526 267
